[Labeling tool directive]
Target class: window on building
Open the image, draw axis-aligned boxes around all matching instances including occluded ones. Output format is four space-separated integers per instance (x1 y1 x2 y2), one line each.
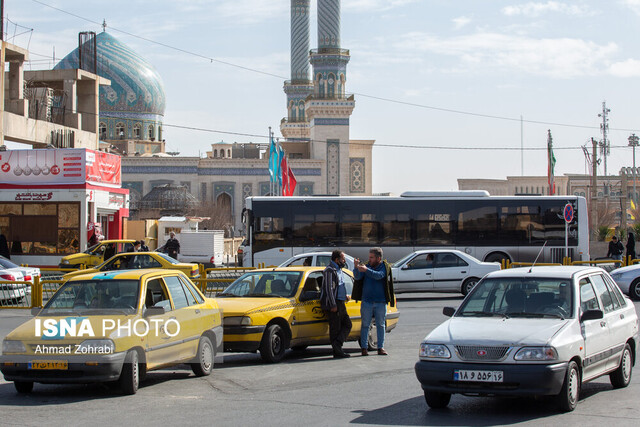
148 124 155 141
0 203 80 255
116 123 125 139
99 122 107 140
133 123 142 139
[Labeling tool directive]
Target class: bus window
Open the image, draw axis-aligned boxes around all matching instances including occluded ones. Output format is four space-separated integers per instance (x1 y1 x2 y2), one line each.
381 213 411 246
341 213 379 244
456 203 499 245
499 205 544 245
415 213 453 245
293 213 338 245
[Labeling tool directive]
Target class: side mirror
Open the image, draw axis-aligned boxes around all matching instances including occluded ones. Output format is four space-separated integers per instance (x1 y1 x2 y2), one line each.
299 291 320 302
144 306 165 317
401 265 409 270
443 307 456 317
581 309 604 322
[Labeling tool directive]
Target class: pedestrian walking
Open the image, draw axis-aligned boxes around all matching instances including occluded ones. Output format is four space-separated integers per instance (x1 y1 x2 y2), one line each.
607 235 624 261
163 232 181 260
320 249 352 359
352 247 395 356
627 232 636 262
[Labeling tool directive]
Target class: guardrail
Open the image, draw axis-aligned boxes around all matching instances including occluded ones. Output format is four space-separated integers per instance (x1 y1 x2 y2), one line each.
501 257 629 270
0 263 278 309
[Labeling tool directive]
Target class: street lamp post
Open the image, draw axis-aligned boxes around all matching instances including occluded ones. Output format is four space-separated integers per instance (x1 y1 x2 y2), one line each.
629 133 640 204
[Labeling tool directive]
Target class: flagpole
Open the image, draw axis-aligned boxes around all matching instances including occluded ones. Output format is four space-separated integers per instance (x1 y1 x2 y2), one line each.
269 127 273 196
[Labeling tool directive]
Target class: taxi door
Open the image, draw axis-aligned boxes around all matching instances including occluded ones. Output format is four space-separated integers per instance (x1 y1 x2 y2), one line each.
162 275 202 360
294 271 329 341
143 278 183 368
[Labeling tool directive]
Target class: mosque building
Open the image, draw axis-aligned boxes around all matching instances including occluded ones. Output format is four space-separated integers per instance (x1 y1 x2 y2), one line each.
54 30 166 156
78 0 375 234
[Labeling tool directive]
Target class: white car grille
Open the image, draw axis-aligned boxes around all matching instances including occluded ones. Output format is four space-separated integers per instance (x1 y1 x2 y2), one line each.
455 345 511 361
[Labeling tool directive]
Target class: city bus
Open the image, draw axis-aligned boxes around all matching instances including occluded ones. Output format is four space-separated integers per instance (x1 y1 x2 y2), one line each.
240 192 589 267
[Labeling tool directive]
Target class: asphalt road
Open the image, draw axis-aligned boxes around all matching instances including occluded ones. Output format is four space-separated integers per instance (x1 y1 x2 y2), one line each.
1 295 639 427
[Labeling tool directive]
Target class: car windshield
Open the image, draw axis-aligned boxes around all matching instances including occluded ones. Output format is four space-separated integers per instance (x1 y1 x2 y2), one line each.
457 277 574 319
393 252 417 268
0 256 19 269
84 243 101 254
156 253 179 264
42 280 140 314
221 271 302 298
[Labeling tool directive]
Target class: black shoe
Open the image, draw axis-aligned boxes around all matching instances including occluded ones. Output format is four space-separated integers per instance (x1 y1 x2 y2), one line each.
333 350 351 359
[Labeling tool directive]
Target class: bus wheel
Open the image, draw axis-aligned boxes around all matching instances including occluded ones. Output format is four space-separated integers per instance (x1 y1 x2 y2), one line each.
485 252 510 263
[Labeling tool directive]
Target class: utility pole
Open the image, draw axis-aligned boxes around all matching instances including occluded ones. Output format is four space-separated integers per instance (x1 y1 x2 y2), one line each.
591 138 599 231
629 133 639 203
598 101 611 176
520 115 524 176
0 0 5 148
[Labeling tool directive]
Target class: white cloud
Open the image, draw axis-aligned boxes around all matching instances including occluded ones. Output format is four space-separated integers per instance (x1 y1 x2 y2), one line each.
502 2 595 17
452 16 471 30
396 32 619 78
344 0 418 12
621 0 640 15
609 58 640 77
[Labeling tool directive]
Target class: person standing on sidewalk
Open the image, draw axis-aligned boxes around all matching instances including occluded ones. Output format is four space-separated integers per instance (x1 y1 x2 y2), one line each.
320 250 352 359
353 247 395 356
607 235 624 261
164 232 181 260
626 232 636 262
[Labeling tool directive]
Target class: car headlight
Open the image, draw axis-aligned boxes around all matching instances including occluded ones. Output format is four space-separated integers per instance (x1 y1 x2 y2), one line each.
2 340 26 354
224 316 252 326
76 340 115 354
514 346 558 361
61 259 70 265
419 343 451 359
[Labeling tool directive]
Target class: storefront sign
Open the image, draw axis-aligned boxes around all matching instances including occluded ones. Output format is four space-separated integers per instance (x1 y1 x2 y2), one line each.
0 149 121 186
14 192 54 201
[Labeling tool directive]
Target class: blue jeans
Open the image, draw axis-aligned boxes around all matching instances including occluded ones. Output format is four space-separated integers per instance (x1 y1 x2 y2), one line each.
360 301 387 350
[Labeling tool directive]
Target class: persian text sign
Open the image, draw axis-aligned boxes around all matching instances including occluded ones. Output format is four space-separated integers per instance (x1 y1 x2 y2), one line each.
0 149 121 186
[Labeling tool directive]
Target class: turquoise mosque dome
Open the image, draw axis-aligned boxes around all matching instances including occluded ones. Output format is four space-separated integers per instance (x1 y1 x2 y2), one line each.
54 31 166 141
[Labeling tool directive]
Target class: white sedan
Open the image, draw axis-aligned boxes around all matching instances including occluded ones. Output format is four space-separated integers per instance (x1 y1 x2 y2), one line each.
0 256 40 294
415 266 639 412
278 252 355 271
392 250 500 295
609 264 640 300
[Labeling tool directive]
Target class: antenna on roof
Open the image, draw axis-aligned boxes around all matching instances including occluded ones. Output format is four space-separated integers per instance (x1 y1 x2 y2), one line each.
529 241 547 273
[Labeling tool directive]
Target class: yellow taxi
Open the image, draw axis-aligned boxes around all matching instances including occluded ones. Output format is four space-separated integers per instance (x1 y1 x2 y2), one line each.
0 269 222 395
217 267 400 363
59 240 137 268
62 252 200 280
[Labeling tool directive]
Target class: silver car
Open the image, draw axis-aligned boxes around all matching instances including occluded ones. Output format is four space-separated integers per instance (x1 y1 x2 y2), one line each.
415 266 639 412
392 249 500 295
610 264 640 300
279 252 356 271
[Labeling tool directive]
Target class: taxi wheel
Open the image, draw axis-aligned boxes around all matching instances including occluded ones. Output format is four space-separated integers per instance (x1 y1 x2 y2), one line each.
366 324 378 352
260 324 288 363
424 391 451 409
118 350 140 395
556 361 580 412
191 336 214 377
14 381 33 394
610 344 633 388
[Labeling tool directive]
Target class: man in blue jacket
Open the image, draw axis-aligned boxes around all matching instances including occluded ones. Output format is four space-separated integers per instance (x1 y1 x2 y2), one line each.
353 247 395 356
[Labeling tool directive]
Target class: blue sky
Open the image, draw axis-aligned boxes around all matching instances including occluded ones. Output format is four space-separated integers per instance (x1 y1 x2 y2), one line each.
6 0 640 193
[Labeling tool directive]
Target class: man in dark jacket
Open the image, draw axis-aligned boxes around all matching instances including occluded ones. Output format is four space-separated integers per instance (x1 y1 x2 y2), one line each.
164 232 181 260
352 247 395 356
321 250 352 358
607 236 624 261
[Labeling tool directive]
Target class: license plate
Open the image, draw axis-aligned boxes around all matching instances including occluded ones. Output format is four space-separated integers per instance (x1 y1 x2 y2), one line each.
454 370 503 382
28 361 68 370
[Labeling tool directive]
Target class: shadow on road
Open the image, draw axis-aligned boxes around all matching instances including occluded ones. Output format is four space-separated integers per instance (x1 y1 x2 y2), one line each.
397 295 464 303
350 381 615 426
0 370 194 405
219 346 365 368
